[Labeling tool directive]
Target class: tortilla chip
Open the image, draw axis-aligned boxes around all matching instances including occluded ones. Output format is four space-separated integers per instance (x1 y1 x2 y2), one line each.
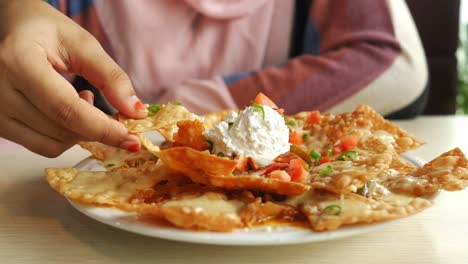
208 175 310 196
119 103 199 141
350 130 415 173
79 141 157 170
156 147 238 177
309 151 392 194
384 148 468 196
172 120 208 150
46 165 252 231
160 192 245 232
308 133 394 194
137 134 161 156
353 130 392 154
302 105 423 153
240 199 300 226
302 112 335 134
156 147 310 195
45 102 468 233
202 110 233 129
389 153 416 174
300 191 432 231
45 164 171 214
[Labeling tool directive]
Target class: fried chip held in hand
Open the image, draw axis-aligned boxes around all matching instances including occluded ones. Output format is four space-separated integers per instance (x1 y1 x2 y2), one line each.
79 141 157 170
119 103 198 141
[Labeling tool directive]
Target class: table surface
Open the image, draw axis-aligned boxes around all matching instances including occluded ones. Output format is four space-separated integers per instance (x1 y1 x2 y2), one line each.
1 116 467 264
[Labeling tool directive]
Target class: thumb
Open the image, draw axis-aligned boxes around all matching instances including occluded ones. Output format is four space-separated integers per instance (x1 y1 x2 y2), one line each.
63 32 147 118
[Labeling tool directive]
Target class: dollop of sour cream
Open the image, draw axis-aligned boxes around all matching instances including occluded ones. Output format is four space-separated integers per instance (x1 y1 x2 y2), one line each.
203 105 290 166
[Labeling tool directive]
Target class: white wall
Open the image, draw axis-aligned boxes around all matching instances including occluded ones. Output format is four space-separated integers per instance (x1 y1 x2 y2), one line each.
462 0 468 23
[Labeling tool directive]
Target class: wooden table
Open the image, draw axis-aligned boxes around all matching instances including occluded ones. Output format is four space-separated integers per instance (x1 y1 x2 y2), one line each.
1 116 467 264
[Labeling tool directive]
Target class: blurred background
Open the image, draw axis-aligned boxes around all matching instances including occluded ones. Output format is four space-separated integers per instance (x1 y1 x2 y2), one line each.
405 0 465 115
458 0 468 114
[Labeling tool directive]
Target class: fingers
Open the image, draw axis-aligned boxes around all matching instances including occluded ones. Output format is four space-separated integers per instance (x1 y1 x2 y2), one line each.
4 88 81 143
0 117 72 158
78 90 94 105
14 50 141 151
62 32 147 118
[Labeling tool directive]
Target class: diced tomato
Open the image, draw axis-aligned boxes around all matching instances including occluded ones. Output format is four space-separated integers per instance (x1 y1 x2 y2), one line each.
253 92 278 108
276 108 285 115
274 152 302 163
318 147 327 157
340 135 358 151
253 92 284 115
262 162 289 176
288 159 307 182
319 156 331 164
289 131 303 145
198 142 210 151
269 170 291 181
308 111 321 124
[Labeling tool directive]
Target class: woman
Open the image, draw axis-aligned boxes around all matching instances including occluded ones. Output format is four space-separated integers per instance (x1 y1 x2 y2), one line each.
0 0 427 157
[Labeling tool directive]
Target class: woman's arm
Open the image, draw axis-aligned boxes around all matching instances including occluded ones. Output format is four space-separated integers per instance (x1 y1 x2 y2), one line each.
226 0 428 116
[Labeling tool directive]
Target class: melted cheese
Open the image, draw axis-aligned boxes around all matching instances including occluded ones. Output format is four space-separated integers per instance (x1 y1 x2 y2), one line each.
388 175 428 191
162 193 243 219
320 199 370 217
62 169 161 201
374 130 396 148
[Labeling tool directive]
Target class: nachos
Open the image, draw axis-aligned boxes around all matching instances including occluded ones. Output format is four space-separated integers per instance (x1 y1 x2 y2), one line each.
46 93 468 232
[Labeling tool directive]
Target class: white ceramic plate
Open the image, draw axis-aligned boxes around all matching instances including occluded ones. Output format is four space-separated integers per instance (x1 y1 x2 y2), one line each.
69 153 425 246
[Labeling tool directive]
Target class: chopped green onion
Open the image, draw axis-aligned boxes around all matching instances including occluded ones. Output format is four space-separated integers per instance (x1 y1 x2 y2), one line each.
323 204 342 215
288 119 297 126
319 165 334 177
206 140 214 153
217 152 225 157
227 122 234 128
252 103 265 119
337 150 358 161
173 101 182 106
310 150 322 164
147 103 161 116
304 163 310 171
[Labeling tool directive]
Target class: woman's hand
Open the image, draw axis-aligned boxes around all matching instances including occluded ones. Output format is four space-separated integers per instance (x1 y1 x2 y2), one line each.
0 0 147 157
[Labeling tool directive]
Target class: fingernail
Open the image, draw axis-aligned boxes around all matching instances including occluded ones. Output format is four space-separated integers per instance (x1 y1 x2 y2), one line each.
120 134 141 152
131 95 147 113
86 93 94 105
